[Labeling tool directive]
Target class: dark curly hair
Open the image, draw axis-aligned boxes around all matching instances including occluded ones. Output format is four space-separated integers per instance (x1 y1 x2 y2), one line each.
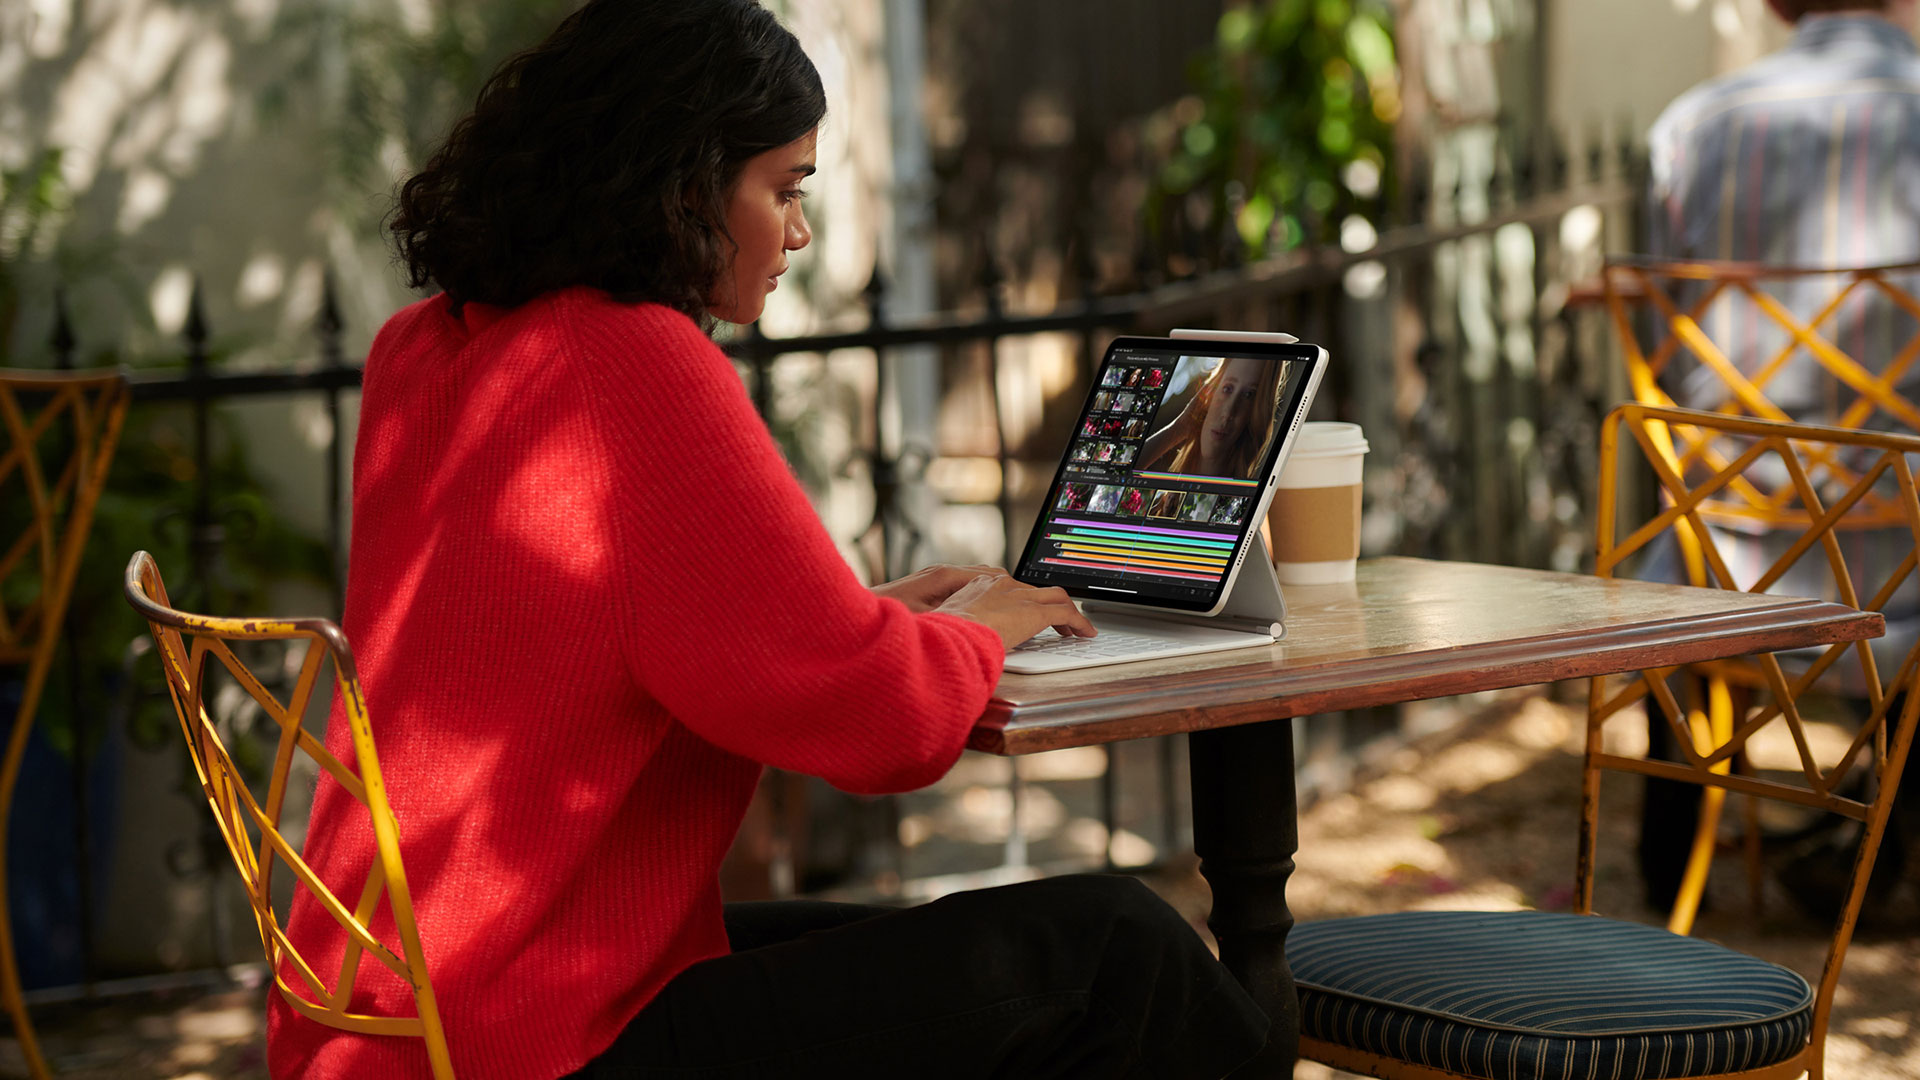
391 0 825 322
1767 0 1890 18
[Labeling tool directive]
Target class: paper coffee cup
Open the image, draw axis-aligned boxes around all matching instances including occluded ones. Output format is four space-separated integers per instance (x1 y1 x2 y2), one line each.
1267 422 1368 585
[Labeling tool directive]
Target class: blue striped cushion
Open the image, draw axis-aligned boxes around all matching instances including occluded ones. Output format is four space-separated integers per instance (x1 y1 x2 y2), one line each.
1293 911 1811 1080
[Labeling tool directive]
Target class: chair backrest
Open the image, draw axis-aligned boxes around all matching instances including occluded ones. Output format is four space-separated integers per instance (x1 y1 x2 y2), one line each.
122 552 455 1080
0 370 129 1079
1601 256 1920 531
0 370 129 669
1585 403 1920 1058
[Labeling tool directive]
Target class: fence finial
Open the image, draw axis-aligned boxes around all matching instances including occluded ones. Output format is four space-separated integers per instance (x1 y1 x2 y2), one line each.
978 249 1004 318
50 287 76 370
184 277 209 375
1615 112 1641 181
1403 151 1431 225
318 267 345 368
1132 207 1161 291
864 264 889 330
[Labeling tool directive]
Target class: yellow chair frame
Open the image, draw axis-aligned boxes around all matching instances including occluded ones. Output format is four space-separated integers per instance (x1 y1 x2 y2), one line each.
1600 256 1920 933
1302 405 1920 1080
122 552 455 1079
1601 256 1920 531
0 371 128 1079
1586 404 1918 1079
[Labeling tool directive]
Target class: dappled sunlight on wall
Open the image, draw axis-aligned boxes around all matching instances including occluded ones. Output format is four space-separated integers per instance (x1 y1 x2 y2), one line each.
55 10 231 221
0 0 370 362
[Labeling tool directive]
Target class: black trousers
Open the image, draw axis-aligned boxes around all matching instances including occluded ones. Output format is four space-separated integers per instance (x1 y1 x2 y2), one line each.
567 874 1269 1079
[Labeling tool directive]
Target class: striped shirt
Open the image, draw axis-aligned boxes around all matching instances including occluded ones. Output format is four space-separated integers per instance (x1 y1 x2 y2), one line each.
1648 13 1920 412
1644 14 1920 695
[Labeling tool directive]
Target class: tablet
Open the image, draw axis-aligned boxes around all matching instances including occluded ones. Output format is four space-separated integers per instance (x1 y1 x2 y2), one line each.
1014 335 1327 615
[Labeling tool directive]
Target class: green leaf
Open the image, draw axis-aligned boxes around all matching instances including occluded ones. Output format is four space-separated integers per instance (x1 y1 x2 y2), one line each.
1237 194 1276 253
1347 15 1397 82
1319 116 1354 155
1218 7 1258 52
1182 123 1219 159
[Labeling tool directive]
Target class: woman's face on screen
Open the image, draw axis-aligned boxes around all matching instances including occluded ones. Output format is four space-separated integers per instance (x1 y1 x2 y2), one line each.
1199 357 1264 467
710 128 818 324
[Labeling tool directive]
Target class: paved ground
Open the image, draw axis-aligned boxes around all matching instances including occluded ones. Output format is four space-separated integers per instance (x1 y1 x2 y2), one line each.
4 688 1915 1078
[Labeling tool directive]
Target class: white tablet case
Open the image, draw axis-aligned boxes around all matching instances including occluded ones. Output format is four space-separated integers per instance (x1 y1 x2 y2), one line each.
1076 328 1301 641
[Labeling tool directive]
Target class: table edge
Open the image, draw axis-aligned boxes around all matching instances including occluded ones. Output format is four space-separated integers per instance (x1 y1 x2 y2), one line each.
971 597 1882 755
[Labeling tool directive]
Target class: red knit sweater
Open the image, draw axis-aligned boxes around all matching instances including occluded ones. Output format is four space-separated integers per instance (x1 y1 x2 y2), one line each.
266 289 1006 1079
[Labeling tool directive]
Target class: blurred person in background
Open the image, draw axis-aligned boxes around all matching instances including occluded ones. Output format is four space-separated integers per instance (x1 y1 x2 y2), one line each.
1640 0 1920 920
1647 0 1920 371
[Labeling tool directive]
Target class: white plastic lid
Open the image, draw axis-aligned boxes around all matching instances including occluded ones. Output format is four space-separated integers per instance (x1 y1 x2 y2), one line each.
1286 421 1369 458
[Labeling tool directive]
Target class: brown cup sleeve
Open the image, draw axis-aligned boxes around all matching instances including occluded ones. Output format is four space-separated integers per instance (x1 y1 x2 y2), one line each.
1267 484 1362 563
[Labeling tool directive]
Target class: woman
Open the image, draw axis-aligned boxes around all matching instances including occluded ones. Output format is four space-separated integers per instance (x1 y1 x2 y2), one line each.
1139 357 1290 480
270 2 1268 1078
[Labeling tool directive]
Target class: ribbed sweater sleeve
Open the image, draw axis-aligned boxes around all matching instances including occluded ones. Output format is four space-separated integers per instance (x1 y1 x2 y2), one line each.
569 296 1006 794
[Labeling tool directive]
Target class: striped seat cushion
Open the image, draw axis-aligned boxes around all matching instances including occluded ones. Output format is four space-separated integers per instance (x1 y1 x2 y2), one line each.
1292 911 1811 1080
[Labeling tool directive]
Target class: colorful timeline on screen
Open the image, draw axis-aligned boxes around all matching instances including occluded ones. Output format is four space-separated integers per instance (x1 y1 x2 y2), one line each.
1036 517 1238 583
1132 470 1259 488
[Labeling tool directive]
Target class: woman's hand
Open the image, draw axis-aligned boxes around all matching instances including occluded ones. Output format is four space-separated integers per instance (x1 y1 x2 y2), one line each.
870 563 1012 614
932 573 1098 651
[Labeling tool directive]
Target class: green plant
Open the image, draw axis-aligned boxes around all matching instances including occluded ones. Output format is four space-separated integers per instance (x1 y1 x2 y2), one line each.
70 399 337 759
1 148 152 364
0 144 336 762
1152 0 1400 260
0 149 69 355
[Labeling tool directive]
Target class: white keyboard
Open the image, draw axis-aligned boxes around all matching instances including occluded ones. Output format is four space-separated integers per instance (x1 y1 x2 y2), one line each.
1011 628 1182 659
1003 621 1275 674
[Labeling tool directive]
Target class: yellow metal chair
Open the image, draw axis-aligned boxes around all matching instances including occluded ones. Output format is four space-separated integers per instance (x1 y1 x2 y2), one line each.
1600 257 1920 933
1600 256 1920 522
1293 405 1919 1080
122 552 455 1079
0 371 128 1079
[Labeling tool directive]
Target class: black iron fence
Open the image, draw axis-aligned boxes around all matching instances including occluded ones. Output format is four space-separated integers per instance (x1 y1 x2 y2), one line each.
23 131 1645 985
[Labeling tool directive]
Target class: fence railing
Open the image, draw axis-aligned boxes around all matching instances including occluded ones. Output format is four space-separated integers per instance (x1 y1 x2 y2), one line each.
22 136 1645 986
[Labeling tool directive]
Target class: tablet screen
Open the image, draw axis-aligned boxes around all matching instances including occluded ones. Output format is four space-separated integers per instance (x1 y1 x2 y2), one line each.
1014 336 1321 612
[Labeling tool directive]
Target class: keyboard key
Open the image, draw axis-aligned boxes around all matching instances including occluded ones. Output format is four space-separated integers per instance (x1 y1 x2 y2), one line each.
1011 630 1176 657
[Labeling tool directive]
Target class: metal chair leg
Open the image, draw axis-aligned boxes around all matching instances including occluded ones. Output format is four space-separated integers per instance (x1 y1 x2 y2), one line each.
0 674 55 1079
1668 674 1734 936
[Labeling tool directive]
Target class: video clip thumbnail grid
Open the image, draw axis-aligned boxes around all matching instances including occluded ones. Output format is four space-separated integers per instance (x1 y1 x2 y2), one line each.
1075 369 1166 467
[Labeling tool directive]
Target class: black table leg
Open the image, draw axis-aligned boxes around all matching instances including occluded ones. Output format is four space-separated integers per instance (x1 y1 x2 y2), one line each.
1189 719 1298 1078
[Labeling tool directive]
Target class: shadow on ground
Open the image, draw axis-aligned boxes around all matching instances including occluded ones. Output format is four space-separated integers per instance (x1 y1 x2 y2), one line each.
3 688 1914 1078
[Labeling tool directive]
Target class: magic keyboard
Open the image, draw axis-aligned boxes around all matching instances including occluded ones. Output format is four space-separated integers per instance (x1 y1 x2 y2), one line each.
1009 629 1177 658
1002 619 1276 673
